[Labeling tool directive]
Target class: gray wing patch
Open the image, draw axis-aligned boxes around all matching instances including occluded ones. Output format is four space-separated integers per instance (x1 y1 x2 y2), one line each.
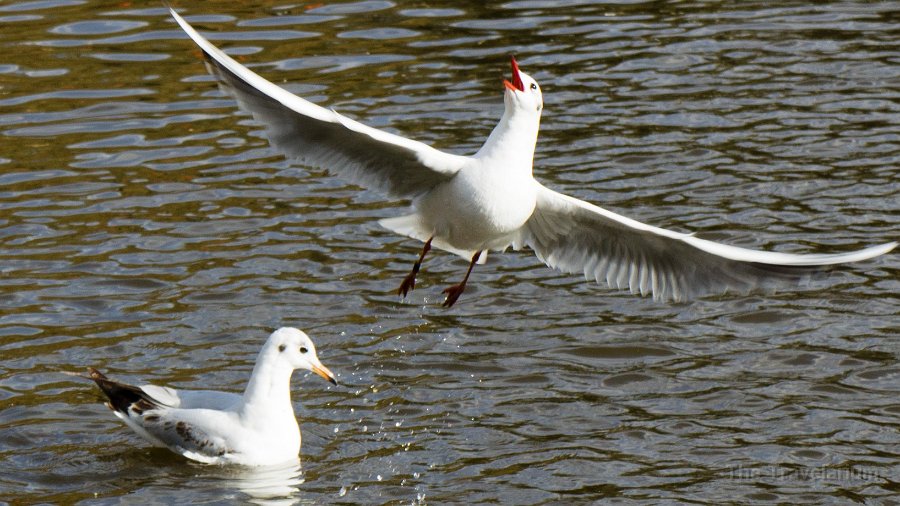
141 413 230 459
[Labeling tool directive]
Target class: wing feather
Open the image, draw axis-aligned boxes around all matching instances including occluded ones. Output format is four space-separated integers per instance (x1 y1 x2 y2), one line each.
139 385 241 411
169 8 466 199
517 184 896 302
139 409 233 462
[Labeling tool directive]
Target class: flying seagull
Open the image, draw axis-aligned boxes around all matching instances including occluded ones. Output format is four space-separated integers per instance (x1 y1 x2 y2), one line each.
89 327 336 466
168 9 895 307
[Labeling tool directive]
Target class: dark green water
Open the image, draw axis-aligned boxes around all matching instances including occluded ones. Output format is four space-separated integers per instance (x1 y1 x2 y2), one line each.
1 1 897 504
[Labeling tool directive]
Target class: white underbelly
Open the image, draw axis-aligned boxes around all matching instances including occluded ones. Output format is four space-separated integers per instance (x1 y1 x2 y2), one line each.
416 168 537 251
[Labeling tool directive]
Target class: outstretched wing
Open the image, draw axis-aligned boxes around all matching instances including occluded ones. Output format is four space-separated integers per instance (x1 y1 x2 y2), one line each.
169 8 467 199
518 184 896 302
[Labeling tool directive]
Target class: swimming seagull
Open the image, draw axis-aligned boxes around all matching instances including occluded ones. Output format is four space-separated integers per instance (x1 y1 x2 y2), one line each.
89 327 336 466
168 9 896 307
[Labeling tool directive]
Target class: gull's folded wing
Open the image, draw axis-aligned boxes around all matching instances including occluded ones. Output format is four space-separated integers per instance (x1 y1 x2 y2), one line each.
139 408 233 463
170 8 467 199
518 184 896 302
90 368 233 462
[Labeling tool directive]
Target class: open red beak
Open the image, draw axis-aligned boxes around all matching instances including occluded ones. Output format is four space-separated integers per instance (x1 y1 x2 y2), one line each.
503 56 525 92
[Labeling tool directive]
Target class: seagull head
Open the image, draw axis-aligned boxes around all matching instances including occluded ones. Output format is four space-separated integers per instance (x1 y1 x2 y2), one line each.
268 327 336 385
503 56 543 115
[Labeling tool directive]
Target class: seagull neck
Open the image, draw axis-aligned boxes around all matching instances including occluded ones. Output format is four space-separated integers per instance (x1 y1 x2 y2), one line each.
241 351 295 415
476 109 540 167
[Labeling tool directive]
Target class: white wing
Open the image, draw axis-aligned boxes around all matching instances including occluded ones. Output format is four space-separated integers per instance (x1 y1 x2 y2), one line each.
518 184 896 302
140 384 241 411
136 407 236 463
169 8 467 199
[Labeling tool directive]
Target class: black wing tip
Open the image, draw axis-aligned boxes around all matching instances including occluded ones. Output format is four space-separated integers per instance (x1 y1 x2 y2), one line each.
88 368 158 415
87 367 107 381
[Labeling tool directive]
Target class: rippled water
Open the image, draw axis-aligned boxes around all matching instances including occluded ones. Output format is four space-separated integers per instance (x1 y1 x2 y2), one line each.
1 1 898 504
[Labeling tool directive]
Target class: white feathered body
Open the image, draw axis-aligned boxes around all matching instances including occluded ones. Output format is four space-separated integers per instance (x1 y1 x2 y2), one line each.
383 102 542 261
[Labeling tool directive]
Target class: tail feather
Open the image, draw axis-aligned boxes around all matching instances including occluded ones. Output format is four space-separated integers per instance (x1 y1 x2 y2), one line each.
379 214 487 263
378 214 431 243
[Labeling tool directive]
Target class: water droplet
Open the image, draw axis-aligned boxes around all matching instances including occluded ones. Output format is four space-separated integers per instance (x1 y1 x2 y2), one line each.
338 486 347 497
376 474 383 481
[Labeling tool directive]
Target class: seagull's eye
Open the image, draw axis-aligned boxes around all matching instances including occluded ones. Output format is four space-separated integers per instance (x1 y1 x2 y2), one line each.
530 83 537 91
300 347 308 354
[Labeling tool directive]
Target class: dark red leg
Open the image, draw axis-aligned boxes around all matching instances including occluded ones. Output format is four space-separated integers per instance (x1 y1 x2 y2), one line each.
398 237 433 297
442 250 482 308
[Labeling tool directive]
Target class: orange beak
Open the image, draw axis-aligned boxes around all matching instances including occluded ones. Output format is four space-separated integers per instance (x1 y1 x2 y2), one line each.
311 362 337 385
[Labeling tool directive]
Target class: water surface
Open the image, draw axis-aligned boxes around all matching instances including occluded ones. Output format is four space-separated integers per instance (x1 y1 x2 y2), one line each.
0 1 897 504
